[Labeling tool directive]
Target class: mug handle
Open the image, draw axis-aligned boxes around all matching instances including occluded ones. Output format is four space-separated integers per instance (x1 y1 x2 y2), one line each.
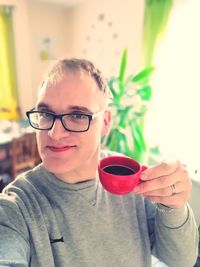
138 165 148 184
142 165 148 172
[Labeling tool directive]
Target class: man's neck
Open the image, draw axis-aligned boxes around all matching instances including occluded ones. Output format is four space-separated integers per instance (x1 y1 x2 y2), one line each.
54 169 98 184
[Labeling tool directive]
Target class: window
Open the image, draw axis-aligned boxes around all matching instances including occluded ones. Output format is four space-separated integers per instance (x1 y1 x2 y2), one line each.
0 6 20 120
145 0 200 167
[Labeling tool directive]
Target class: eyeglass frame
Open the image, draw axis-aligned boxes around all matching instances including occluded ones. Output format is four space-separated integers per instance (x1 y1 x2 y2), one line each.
26 109 106 133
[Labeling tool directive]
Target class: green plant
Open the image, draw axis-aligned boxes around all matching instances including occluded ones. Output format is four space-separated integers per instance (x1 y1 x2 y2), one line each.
101 49 154 162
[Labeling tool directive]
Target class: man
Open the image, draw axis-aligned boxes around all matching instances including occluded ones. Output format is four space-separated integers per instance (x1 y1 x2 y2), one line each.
0 58 198 267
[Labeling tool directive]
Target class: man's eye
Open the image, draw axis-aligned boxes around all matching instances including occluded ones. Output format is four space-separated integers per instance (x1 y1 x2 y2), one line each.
70 114 88 120
40 112 53 119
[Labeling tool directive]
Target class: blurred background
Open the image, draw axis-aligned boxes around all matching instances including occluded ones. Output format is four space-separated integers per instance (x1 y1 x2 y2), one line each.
0 0 200 182
0 1 200 265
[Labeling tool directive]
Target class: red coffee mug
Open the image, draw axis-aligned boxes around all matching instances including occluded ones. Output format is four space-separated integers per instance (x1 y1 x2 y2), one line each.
98 156 147 195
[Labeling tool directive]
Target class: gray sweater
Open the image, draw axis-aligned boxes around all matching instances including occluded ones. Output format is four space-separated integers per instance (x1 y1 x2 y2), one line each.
0 164 198 267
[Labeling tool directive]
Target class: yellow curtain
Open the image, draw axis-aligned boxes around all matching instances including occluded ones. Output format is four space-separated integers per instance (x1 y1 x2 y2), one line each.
142 0 173 66
0 6 20 120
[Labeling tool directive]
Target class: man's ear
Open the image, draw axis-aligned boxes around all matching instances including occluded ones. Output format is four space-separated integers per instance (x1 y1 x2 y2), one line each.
101 110 111 136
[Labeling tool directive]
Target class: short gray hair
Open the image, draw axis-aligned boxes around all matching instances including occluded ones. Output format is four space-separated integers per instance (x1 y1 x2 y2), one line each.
40 58 111 99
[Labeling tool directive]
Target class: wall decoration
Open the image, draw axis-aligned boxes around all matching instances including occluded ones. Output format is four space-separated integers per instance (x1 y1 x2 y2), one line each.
39 37 54 61
82 49 87 55
80 10 121 75
112 33 118 39
98 13 105 21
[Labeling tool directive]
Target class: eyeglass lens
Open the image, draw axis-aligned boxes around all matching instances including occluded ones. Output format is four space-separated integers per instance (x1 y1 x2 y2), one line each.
29 112 90 131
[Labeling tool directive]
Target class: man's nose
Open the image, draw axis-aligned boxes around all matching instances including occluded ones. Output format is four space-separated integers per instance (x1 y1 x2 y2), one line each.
48 119 71 140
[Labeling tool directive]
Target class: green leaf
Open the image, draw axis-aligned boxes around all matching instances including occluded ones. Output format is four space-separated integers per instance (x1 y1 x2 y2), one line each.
102 126 114 148
119 48 127 90
119 106 132 128
108 128 120 151
105 48 153 161
114 130 132 156
132 136 142 161
108 77 118 99
134 125 146 152
150 146 160 155
130 122 146 161
130 125 142 161
116 132 126 155
137 85 152 100
124 74 134 88
132 66 155 83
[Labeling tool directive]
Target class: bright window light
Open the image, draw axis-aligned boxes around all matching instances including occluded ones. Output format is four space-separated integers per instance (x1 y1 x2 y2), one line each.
145 0 200 168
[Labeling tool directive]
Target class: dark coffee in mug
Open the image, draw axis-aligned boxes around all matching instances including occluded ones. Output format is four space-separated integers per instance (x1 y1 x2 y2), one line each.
103 165 136 176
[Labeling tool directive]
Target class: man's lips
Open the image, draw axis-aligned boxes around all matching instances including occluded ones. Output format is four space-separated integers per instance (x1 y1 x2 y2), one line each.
47 145 76 152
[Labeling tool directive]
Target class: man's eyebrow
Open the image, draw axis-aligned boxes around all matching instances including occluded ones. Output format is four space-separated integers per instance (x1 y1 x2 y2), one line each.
36 103 92 113
37 103 51 110
68 106 92 113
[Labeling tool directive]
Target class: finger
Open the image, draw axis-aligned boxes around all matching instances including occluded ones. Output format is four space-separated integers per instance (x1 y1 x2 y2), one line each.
134 164 190 194
145 190 190 209
141 160 180 181
142 180 190 197
143 185 174 197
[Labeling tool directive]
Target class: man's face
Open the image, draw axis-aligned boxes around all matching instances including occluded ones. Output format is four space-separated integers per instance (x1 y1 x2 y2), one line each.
36 71 110 182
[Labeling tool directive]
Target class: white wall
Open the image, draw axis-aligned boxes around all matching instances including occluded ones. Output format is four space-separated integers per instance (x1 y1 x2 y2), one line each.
0 0 32 117
71 0 144 77
1 0 144 116
27 1 75 105
0 0 77 115
27 0 144 106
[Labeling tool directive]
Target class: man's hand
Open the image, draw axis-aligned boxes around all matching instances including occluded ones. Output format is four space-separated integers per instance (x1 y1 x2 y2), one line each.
133 160 192 208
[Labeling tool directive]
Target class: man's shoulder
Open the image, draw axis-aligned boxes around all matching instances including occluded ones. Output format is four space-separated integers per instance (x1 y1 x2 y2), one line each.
1 164 44 202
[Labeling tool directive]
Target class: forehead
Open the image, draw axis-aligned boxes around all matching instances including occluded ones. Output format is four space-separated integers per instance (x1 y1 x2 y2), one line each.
37 71 106 112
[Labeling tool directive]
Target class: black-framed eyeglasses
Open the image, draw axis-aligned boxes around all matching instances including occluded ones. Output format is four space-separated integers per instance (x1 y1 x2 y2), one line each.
26 110 105 132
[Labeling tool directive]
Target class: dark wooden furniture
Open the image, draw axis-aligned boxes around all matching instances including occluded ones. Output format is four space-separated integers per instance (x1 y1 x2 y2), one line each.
10 132 41 179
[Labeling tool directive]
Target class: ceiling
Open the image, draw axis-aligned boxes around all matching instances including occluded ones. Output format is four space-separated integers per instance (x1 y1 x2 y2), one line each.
30 0 86 7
